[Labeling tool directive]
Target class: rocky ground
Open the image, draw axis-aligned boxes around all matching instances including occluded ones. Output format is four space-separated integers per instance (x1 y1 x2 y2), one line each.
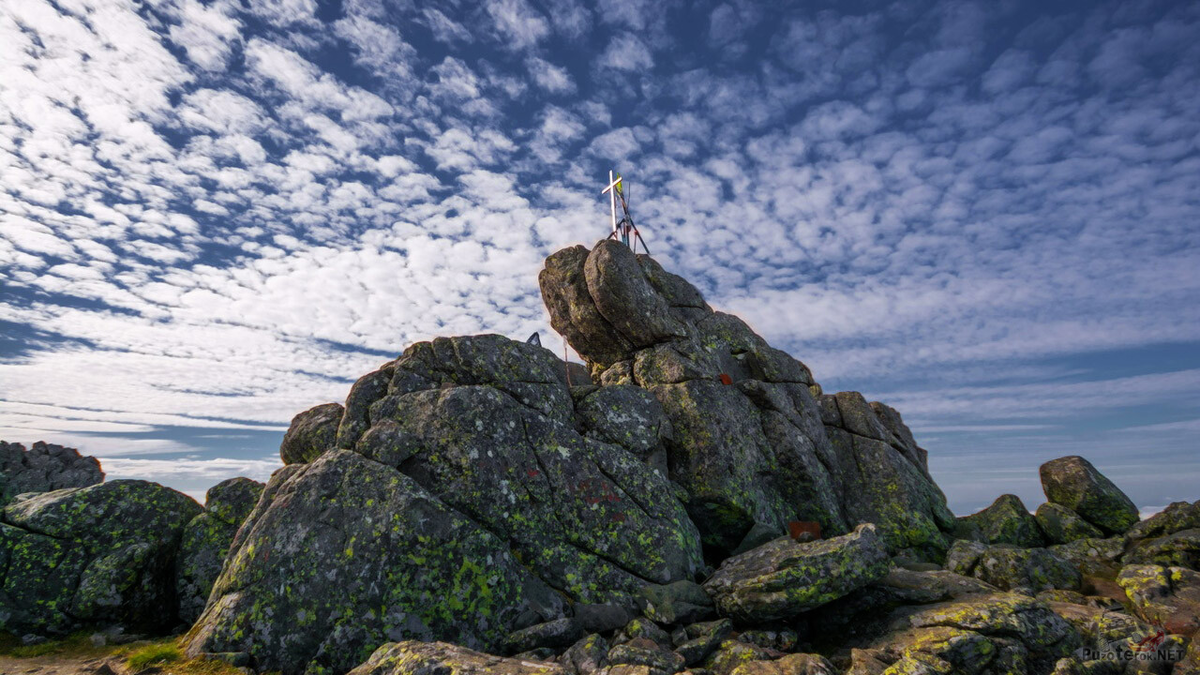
2 241 1197 675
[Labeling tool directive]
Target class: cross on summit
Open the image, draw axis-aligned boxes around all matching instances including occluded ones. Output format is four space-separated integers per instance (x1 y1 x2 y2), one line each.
600 169 649 254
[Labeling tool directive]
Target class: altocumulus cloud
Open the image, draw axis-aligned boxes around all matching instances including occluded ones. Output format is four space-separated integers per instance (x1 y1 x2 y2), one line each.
0 0 1198 510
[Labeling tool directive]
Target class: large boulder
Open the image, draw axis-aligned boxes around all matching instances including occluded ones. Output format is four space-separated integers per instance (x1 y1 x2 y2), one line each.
539 242 955 555
1115 564 1200 635
956 494 1045 548
1039 457 1138 535
0 440 103 507
970 546 1081 594
174 477 264 624
347 640 566 675
0 479 201 635
281 402 344 464
1034 503 1103 545
185 450 568 674
701 524 889 623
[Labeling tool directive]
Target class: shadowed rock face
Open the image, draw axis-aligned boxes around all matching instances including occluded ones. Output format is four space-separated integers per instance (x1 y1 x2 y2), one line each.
0 441 103 507
539 240 954 555
0 479 201 635
174 477 265 625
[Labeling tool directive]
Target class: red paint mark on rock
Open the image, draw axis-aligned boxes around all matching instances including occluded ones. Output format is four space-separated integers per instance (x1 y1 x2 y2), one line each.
788 521 821 542
526 469 540 478
719 373 732 385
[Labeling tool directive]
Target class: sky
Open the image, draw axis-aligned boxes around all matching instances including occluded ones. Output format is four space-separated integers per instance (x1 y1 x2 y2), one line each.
0 0 1197 514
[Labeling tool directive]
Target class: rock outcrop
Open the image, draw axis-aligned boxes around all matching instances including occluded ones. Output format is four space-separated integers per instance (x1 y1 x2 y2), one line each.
539 241 954 556
702 524 889 623
0 479 201 635
1039 456 1138 535
0 440 103 507
174 477 264 624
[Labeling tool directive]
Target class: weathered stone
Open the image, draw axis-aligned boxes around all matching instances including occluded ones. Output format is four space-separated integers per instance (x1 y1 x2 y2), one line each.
1039 457 1138 535
641 581 713 626
618 618 673 650
608 641 686 674
1 479 201 635
1123 528 1200 569
174 478 265 624
956 495 1045 548
904 593 1081 660
735 629 797 652
585 240 686 349
540 245 636 367
564 634 610 675
347 640 567 675
971 546 1081 593
1047 537 1125 580
702 524 889 623
675 620 732 667
945 539 988 576
0 441 103 507
337 365 396 450
1126 501 1200 542
574 604 635 635
507 618 586 654
1036 503 1104 545
1116 564 1200 635
575 385 671 462
729 654 836 675
703 640 781 675
184 450 567 675
280 402 343 464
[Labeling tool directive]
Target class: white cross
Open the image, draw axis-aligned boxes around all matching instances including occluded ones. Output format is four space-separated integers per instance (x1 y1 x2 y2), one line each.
601 170 621 235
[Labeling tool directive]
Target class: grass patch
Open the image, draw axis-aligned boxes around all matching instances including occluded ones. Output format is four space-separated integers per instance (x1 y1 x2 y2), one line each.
125 642 182 670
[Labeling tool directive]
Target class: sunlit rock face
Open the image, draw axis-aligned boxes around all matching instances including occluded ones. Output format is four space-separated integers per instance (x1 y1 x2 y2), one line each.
540 240 955 557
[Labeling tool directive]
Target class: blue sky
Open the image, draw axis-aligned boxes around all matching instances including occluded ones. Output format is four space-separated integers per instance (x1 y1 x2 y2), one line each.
0 0 1197 514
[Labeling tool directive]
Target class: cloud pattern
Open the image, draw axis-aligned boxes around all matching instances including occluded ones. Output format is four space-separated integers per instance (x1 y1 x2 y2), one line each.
1 0 1197 510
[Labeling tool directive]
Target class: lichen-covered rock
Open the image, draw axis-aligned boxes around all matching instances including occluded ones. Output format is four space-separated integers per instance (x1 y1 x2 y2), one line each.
564 634 610 675
1126 501 1200 542
945 539 988 576
174 477 265 624
703 640 782 675
1039 457 1138 535
1115 564 1200 635
184 450 567 675
0 440 103 507
675 620 732 667
540 243 954 557
575 385 671 466
702 524 889 623
505 618 585 654
1122 528 1200 569
1047 537 1125 581
821 393 955 554
607 640 686 673
0 479 201 635
904 593 1082 666
956 495 1045 548
970 546 1081 594
640 580 713 625
347 640 567 675
729 654 836 675
280 402 344 464
1035 503 1103 545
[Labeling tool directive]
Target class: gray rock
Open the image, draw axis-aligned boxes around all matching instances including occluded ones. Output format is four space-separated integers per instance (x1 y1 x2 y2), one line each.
1035 503 1103 545
956 494 1045 548
0 441 103 507
506 618 586 654
184 450 567 675
0 479 201 635
1115 564 1200 635
575 385 671 462
640 581 713 625
945 539 989 576
347 640 567 675
702 524 889 623
1125 500 1200 542
564 634 610 675
1039 457 1138 535
1122 527 1200 568
280 402 343 464
674 620 731 667
174 478 265 624
971 546 1081 594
